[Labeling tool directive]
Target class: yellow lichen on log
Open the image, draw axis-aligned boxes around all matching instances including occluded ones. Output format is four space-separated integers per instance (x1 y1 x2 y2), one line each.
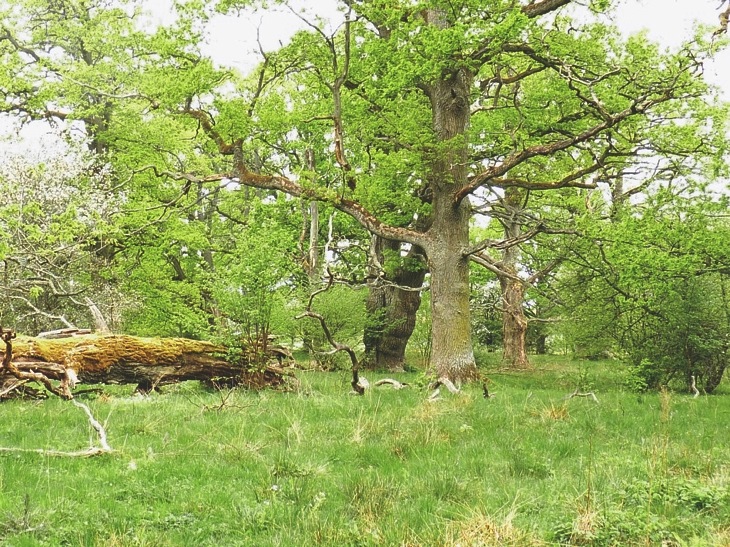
10 335 226 374
2 334 290 394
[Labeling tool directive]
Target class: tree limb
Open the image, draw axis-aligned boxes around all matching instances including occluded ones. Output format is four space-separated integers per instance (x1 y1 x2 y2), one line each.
295 271 367 395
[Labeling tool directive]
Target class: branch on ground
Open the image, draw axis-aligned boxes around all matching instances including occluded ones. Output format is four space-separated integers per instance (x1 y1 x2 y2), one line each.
0 326 112 456
564 388 599 403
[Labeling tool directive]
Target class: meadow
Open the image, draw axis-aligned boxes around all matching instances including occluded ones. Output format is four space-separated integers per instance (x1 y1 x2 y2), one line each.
1 357 729 546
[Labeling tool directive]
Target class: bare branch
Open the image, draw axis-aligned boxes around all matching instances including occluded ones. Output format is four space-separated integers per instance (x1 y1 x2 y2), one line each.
295 271 366 394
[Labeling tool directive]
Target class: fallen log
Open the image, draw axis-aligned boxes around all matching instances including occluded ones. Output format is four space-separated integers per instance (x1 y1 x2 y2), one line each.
1 332 294 399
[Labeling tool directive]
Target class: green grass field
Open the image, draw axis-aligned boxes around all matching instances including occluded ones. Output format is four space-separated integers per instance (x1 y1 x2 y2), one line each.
1 357 729 546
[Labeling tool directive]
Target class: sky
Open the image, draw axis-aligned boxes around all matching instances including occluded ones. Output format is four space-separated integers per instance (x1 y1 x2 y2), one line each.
2 0 729 151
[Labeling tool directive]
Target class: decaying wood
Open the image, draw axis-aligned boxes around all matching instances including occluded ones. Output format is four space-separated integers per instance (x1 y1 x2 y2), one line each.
374 378 409 390
690 375 700 398
1 329 293 400
0 402 112 456
37 327 93 339
0 327 112 456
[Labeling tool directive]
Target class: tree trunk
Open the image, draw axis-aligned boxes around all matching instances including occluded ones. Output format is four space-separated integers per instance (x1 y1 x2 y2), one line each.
427 194 478 382
500 276 530 368
1 334 292 398
422 19 478 382
703 356 727 394
363 236 426 371
499 188 531 369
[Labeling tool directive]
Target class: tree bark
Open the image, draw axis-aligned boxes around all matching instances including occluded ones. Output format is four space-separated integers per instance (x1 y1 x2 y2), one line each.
421 20 479 382
498 188 531 369
363 236 426 371
500 275 530 368
1 334 292 398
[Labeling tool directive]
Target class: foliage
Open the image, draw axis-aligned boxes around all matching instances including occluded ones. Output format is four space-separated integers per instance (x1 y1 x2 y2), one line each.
0 147 124 333
558 191 730 392
298 283 367 370
0 0 728 380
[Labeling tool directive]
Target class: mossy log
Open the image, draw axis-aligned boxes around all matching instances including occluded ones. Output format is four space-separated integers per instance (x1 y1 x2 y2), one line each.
1 333 293 399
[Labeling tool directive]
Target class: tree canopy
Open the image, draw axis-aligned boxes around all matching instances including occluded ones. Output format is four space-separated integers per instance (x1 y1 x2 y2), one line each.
1 0 728 383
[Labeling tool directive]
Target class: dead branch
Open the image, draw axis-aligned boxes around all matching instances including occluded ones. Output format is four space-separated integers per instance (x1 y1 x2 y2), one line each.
564 388 599 403
72 399 111 452
0 395 112 457
0 378 28 398
296 270 367 395
374 378 409 390
37 328 93 339
690 375 700 398
1 326 72 399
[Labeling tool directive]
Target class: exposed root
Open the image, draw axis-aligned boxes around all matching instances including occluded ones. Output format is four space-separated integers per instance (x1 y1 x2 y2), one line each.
429 377 461 394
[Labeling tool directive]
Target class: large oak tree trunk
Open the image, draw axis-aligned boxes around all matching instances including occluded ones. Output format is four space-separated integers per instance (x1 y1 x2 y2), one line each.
1 334 291 398
423 18 478 383
363 237 426 372
429 236 478 382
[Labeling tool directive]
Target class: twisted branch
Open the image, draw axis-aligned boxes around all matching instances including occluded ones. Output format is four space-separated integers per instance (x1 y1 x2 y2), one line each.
296 271 366 395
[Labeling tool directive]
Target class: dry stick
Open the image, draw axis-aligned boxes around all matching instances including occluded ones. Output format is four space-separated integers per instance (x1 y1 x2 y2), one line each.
0 378 29 398
565 388 600 404
374 379 408 390
0 399 112 457
72 400 111 452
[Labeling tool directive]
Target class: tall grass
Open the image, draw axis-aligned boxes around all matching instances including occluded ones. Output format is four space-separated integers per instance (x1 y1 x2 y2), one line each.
1 358 728 545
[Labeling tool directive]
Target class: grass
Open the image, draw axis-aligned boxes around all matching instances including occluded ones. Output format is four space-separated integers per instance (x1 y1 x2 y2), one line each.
0 357 729 545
